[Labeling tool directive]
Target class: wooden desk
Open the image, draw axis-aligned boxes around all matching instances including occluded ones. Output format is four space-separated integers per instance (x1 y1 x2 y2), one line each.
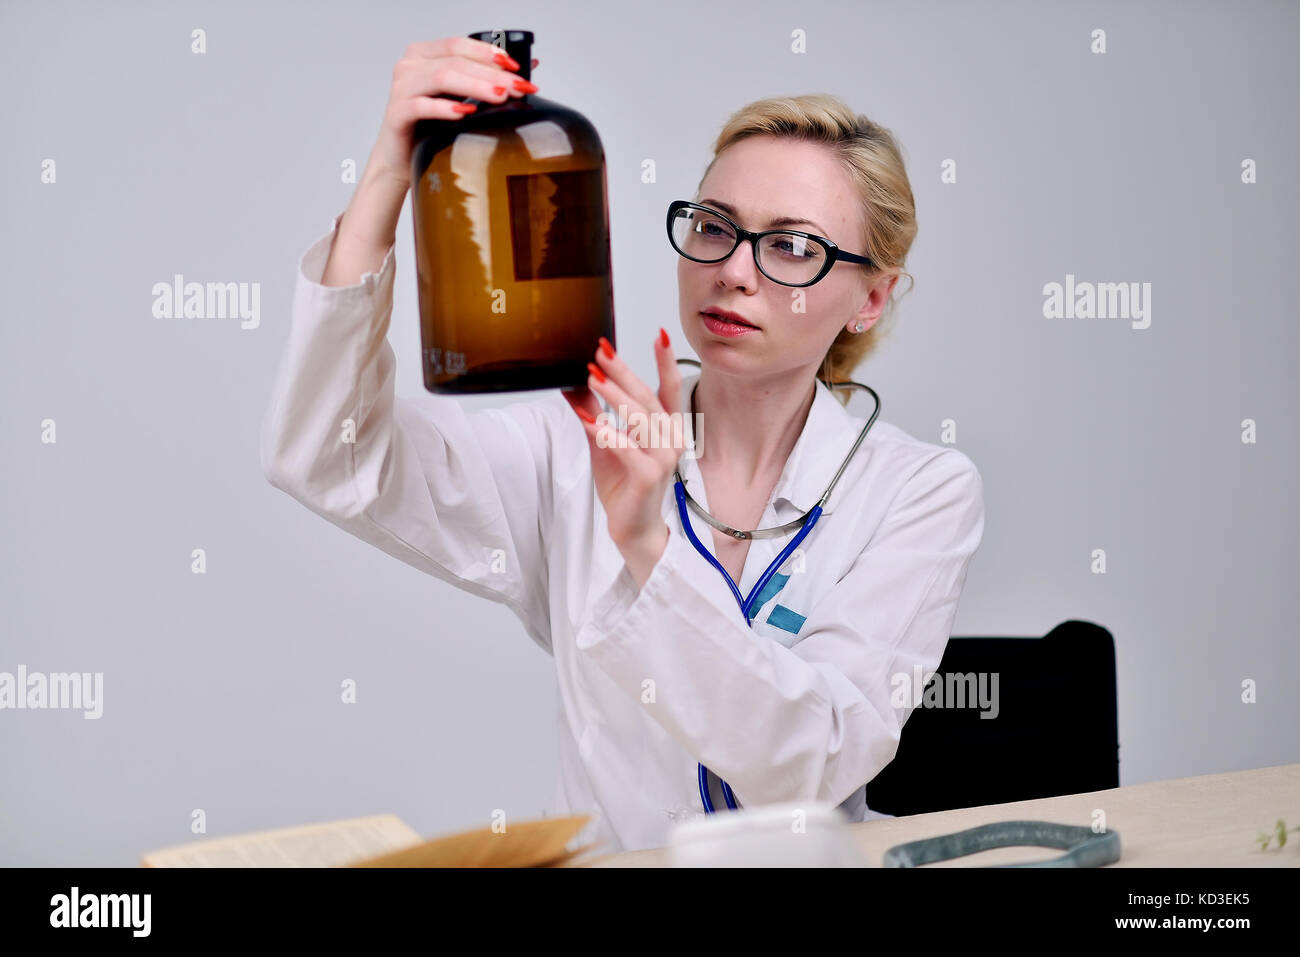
575 762 1300 867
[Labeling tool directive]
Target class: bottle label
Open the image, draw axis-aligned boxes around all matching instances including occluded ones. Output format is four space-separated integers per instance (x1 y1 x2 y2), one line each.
506 170 610 281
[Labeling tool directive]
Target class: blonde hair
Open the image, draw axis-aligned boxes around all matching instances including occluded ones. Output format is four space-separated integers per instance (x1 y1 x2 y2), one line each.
697 93 917 403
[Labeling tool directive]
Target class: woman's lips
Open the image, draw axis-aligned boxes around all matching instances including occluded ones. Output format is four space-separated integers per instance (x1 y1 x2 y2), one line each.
700 311 759 337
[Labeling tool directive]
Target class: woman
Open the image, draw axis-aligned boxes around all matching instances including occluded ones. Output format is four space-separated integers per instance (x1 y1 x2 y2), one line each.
260 36 985 855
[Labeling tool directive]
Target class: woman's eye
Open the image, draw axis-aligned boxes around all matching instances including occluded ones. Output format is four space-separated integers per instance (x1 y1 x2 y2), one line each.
773 238 813 258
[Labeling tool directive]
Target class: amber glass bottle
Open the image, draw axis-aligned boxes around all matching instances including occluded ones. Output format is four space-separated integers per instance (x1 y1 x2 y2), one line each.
409 29 615 394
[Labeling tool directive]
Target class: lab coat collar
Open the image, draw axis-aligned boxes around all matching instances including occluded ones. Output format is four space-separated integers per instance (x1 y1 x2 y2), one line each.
675 371 863 519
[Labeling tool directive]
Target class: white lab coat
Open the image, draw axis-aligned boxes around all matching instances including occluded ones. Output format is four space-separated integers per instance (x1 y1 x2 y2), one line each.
260 212 987 856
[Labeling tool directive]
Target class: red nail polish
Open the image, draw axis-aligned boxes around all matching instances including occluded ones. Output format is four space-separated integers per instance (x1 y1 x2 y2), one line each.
659 328 670 348
599 336 615 359
493 51 520 71
587 361 607 384
575 405 596 424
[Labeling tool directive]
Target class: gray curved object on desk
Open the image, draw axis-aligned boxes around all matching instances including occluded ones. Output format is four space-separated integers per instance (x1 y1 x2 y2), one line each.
882 820 1122 868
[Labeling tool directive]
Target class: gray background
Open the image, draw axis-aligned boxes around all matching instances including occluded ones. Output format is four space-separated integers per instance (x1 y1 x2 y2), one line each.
2 0 1296 866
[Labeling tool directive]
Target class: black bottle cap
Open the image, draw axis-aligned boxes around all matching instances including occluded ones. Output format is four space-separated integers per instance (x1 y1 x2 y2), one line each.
469 29 533 82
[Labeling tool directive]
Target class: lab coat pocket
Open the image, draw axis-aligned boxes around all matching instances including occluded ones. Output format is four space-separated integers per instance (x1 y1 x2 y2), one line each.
748 560 811 648
753 603 810 648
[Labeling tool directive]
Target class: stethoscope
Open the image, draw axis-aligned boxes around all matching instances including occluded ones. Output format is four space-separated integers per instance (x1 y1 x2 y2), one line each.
669 358 882 813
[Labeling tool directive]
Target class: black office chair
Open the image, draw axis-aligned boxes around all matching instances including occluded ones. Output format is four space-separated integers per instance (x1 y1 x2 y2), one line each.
864 619 1119 816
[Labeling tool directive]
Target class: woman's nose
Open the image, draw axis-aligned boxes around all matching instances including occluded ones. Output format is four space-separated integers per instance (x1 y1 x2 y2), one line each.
714 237 761 287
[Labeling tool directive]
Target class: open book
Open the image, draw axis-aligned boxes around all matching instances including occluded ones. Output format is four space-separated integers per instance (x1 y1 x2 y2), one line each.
141 813 598 868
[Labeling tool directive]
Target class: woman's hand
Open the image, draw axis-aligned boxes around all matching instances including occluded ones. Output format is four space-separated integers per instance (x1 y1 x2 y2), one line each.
562 330 684 587
370 37 542 193
323 38 540 285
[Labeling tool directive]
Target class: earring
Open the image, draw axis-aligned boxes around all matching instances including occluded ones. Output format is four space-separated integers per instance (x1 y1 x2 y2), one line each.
853 321 865 333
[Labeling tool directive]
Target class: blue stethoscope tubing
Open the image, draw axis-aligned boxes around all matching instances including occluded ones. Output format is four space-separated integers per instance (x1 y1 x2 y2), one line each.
674 486 824 813
655 358 881 814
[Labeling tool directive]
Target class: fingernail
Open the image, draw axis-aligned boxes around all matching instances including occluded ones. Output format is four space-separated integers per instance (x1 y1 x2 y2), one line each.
494 51 520 71
492 85 506 96
512 78 539 93
575 405 596 424
587 361 607 384
451 102 478 114
659 327 670 348
599 336 615 359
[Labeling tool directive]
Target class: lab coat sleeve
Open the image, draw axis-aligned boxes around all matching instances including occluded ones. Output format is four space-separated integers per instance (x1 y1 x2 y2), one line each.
260 211 556 654
574 448 985 808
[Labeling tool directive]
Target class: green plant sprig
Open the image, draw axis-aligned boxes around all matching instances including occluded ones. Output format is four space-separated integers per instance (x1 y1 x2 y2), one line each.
1254 818 1300 851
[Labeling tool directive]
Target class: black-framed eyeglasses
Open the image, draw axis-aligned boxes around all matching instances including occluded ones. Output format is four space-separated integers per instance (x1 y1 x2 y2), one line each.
666 200 876 288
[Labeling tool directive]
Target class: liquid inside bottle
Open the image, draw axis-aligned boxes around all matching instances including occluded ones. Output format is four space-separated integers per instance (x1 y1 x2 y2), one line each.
410 29 616 394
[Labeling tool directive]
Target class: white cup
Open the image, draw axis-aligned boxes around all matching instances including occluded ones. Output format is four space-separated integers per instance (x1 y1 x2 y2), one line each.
668 801 867 867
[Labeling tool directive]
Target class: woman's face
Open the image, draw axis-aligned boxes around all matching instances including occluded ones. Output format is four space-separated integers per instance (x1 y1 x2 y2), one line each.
677 134 893 381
